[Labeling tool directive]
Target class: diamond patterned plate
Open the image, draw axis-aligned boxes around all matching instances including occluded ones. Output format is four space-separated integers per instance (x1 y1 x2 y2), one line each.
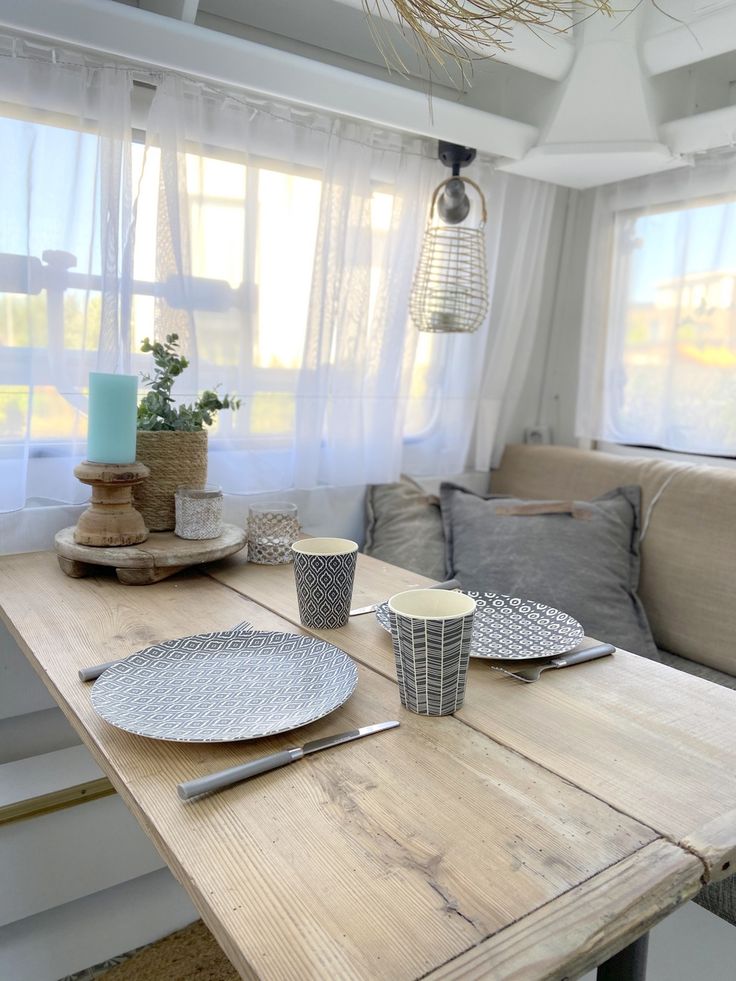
376 591 584 661
91 629 358 742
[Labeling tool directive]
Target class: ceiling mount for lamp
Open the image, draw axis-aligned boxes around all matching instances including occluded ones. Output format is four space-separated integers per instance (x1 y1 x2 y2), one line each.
437 141 476 224
409 141 489 334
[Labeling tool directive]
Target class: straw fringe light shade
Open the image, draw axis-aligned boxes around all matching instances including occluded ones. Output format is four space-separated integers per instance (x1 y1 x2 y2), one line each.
361 1 612 83
410 176 488 334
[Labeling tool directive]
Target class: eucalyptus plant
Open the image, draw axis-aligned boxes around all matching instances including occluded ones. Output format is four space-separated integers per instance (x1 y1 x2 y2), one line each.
137 334 241 432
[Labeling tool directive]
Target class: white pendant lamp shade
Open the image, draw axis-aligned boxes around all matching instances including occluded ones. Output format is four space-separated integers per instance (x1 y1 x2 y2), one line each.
410 176 488 334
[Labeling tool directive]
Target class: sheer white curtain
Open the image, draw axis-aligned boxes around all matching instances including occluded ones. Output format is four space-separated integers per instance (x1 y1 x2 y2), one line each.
0 39 134 517
471 174 559 470
143 76 446 491
0 34 560 553
143 77 507 490
576 152 736 455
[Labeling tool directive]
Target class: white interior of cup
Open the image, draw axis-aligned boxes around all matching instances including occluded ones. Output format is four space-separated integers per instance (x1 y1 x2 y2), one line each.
388 589 476 619
292 537 358 556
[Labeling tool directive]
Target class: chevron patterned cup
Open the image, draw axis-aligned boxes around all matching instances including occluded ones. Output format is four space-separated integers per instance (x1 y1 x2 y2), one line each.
388 589 476 716
292 538 359 629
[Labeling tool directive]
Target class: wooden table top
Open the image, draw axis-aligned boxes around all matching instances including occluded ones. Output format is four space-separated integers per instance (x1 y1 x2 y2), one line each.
2 549 734 980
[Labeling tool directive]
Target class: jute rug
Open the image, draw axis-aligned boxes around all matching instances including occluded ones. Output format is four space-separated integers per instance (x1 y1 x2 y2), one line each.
99 920 240 981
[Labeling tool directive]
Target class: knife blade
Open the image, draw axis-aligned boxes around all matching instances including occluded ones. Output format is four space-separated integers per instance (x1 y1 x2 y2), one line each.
177 720 400 800
349 603 383 616
349 578 462 616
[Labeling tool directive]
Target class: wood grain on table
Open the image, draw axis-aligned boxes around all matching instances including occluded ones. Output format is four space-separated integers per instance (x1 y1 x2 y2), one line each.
0 549 729 979
209 552 736 880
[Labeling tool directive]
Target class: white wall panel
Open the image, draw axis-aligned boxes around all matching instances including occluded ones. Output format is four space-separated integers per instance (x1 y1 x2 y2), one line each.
0 619 56 721
0 793 165 927
0 868 197 981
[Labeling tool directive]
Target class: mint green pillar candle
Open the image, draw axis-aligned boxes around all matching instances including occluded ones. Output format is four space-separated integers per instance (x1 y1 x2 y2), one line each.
87 372 138 464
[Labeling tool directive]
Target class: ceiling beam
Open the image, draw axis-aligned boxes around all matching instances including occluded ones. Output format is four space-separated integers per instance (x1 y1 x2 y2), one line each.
140 1 199 24
0 0 537 159
661 104 736 156
330 0 574 81
643 4 736 76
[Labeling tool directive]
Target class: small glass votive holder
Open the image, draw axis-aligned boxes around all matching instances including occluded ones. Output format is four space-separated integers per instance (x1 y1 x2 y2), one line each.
247 502 299 564
175 485 223 540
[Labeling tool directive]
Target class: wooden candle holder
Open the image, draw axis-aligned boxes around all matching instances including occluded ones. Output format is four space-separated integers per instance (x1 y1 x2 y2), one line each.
72 460 150 547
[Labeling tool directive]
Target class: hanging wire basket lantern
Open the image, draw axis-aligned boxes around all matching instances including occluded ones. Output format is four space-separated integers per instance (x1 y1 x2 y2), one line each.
410 176 488 334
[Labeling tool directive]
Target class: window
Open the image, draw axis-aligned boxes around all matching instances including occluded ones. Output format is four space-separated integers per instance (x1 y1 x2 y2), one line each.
0 129 409 453
1 47 498 515
0 112 437 490
129 145 325 444
600 196 736 456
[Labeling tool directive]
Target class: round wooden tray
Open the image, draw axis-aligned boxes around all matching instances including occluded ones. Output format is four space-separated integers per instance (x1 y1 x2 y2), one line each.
54 524 247 585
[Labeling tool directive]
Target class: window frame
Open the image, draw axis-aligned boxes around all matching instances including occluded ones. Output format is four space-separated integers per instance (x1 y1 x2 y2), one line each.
597 189 736 461
0 106 444 469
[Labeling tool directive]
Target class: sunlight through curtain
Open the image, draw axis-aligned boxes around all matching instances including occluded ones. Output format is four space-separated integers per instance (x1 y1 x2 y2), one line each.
0 34 558 550
577 153 736 456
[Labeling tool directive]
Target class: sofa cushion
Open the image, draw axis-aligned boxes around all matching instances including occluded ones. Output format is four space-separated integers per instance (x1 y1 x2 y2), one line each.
493 444 736 678
363 476 446 581
440 483 658 659
658 649 736 691
695 878 736 927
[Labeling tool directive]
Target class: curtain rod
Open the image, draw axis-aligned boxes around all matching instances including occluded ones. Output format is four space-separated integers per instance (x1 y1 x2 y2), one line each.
0 0 537 160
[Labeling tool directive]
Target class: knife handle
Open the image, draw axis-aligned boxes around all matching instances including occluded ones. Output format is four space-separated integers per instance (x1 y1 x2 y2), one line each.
554 643 616 668
79 659 121 682
177 747 304 800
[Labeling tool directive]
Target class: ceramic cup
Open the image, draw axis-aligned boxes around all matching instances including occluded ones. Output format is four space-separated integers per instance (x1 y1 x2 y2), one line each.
387 589 476 716
292 538 359 629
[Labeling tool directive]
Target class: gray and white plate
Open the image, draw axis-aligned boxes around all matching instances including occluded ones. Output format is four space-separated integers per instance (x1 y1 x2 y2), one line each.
91 629 358 742
376 591 584 660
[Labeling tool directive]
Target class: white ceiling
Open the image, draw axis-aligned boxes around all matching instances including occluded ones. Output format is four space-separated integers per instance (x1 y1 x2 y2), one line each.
5 0 736 188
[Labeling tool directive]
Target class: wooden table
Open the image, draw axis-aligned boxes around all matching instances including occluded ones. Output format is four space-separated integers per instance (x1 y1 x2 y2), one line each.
2 549 735 980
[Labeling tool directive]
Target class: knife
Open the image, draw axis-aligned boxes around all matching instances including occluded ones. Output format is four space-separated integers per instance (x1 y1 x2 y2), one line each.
489 643 616 682
177 720 400 800
79 621 254 682
349 578 462 616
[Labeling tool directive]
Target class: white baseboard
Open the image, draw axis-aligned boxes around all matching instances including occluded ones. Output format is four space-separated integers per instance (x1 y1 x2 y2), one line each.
0 619 57 721
1 790 166 926
0 868 197 981
0 707 80 765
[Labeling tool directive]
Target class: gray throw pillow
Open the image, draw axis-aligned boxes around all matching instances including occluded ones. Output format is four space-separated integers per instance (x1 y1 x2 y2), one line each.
364 476 446 581
440 483 658 659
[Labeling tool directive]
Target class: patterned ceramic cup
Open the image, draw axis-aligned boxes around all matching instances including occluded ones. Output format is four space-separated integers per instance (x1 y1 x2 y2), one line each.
292 538 359 629
388 589 476 716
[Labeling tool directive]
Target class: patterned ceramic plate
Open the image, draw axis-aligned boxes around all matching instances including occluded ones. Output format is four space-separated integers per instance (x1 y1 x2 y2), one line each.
375 591 584 660
91 629 358 742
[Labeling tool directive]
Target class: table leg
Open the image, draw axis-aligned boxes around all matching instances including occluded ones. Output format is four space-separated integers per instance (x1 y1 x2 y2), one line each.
596 933 649 981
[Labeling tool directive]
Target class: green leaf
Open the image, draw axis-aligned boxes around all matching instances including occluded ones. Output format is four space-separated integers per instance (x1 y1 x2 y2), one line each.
137 334 240 432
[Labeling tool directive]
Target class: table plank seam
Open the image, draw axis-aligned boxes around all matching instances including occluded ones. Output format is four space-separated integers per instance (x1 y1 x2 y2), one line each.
670 833 715 884
421 839 703 981
415 839 666 980
3 553 728 981
49 567 719 896
451 708 718 887
203 569 718 878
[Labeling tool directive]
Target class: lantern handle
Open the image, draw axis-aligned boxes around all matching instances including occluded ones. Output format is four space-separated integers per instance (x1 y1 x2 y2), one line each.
429 176 487 227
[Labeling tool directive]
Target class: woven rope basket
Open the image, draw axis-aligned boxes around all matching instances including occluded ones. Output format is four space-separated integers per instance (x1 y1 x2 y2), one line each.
134 430 208 531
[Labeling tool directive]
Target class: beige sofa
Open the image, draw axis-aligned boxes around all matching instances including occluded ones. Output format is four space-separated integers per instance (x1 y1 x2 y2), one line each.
492 443 736 924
